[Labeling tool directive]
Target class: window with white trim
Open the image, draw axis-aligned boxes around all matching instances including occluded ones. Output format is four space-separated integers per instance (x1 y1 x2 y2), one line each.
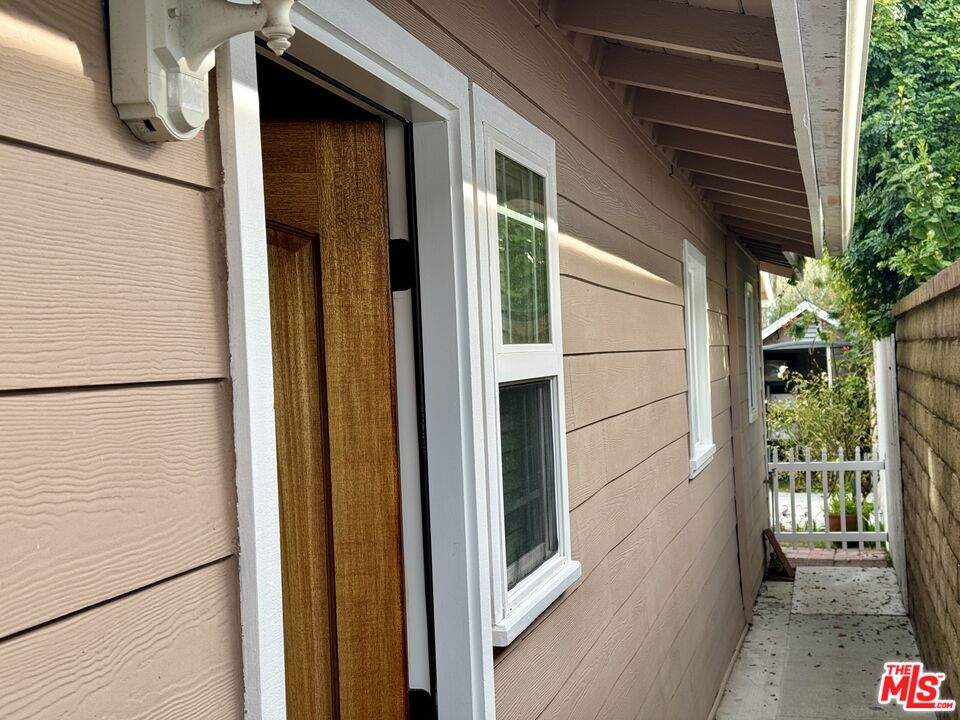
744 281 760 423
683 240 715 478
473 86 581 647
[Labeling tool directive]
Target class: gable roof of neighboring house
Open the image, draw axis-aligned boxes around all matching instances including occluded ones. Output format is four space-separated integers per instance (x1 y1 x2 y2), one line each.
762 300 839 341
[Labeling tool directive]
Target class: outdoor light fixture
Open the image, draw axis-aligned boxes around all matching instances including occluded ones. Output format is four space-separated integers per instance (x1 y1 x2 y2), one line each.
109 0 295 142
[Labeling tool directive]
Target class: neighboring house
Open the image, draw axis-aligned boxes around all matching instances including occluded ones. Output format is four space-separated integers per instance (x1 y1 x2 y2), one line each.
761 301 851 398
0 2 870 719
891 261 960 710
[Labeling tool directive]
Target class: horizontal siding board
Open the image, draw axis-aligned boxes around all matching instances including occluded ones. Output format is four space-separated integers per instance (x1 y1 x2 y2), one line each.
564 350 688 430
567 392 689 508
709 309 730 347
567 531 738 720
597 490 737 720
708 279 729 315
712 376 732 416
0 1 218 188
573 438 733 582
564 512 736 720
711 345 730 382
725 244 766 624
0 382 236 638
558 198 683 306
712 406 733 451
0 559 243 719
571 437 691 577
650 533 743 719
528 466 737 720
561 276 685 354
555 167 691 264
0 142 228 390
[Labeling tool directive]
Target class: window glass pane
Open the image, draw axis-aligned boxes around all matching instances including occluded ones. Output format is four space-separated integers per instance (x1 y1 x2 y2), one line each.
685 251 712 454
696 274 711 440
745 284 758 417
496 152 550 344
499 379 558 589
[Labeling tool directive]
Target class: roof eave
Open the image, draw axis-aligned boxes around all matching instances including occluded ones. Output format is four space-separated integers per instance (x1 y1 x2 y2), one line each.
773 0 874 257
771 0 824 259
839 0 874 255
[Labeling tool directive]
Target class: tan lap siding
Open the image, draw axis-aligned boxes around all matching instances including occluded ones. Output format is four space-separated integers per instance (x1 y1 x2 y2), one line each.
369 0 743 716
728 243 768 608
0 559 242 719
0 2 217 186
0 383 235 638
0 143 227 390
0 0 241 712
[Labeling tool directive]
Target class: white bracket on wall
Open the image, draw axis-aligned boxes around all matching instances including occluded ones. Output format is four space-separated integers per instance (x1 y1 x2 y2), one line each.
109 0 294 142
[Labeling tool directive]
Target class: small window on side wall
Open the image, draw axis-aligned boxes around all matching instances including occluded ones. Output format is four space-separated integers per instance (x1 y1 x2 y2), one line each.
473 86 581 647
683 240 716 478
744 281 760 423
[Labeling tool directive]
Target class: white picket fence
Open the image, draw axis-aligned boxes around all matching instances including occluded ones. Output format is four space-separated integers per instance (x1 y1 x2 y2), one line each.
769 446 887 549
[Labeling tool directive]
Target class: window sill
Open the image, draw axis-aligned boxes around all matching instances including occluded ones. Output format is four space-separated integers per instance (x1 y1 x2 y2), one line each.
689 444 717 479
491 559 581 647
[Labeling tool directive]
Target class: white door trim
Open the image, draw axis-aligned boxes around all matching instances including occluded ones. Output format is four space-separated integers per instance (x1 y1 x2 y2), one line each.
216 37 286 720
216 1 495 716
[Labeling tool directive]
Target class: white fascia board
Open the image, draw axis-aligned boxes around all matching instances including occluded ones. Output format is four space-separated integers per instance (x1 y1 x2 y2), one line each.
840 0 874 254
771 0 825 259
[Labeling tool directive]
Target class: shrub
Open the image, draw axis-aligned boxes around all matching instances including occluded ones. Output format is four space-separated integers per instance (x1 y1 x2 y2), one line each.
766 368 874 458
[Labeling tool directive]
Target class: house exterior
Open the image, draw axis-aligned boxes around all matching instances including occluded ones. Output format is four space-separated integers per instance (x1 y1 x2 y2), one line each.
892 261 960 713
762 301 850 398
0 1 870 718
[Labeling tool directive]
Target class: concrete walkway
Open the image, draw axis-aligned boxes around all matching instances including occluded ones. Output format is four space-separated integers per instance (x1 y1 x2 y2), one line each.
715 567 932 719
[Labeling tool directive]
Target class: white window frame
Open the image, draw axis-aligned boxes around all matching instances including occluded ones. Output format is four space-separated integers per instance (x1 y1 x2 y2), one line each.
473 86 580 647
744 280 760 423
683 240 716 478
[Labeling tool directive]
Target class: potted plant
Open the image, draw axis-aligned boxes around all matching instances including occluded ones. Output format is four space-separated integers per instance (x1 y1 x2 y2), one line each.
828 489 874 547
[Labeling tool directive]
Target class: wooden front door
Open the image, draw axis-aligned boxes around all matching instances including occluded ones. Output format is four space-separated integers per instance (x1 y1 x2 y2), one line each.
263 109 408 719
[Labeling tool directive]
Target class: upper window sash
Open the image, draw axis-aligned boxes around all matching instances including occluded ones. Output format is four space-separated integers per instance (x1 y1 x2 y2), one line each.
683 240 715 478
483 133 562 371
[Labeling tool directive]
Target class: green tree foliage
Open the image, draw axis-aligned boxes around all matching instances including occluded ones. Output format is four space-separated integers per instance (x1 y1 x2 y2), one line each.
829 0 960 339
767 367 874 459
767 365 876 520
766 258 836 325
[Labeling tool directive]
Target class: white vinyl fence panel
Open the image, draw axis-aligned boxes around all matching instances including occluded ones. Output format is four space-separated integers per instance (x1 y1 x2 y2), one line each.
769 446 887 549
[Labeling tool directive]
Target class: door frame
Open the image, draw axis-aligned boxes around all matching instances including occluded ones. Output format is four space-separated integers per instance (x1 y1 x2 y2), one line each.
215 3 495 718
